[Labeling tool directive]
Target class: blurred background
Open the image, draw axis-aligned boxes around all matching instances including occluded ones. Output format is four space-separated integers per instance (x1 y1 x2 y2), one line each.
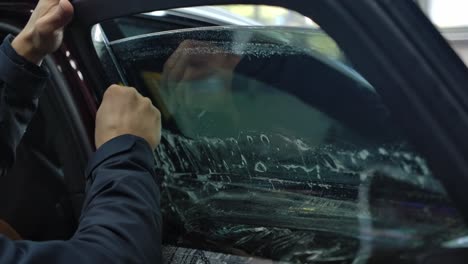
216 1 468 65
418 0 468 65
217 5 316 27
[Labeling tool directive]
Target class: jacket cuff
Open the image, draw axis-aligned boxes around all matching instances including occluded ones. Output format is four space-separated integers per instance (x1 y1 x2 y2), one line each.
85 134 155 182
0 35 48 99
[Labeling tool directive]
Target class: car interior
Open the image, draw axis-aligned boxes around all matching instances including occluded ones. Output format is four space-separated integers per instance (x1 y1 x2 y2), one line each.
0 28 76 241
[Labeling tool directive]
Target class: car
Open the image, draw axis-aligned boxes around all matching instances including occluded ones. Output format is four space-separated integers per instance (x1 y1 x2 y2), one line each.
0 0 468 263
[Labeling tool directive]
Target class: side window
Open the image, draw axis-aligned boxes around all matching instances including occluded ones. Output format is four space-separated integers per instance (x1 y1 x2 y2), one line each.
93 5 467 262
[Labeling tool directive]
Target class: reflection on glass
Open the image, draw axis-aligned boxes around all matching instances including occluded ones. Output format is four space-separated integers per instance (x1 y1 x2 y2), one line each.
99 26 468 262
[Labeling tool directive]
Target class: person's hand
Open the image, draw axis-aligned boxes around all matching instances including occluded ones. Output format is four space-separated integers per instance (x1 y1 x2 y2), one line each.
162 40 241 83
160 40 241 116
12 0 74 65
95 85 162 150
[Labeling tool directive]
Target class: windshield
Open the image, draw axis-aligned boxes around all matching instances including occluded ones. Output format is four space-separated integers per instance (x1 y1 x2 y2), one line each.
94 16 468 263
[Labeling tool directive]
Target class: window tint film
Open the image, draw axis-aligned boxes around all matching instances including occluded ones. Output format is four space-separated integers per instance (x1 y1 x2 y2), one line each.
93 5 468 263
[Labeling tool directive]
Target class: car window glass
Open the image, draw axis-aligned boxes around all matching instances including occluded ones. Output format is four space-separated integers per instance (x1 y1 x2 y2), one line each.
92 5 468 263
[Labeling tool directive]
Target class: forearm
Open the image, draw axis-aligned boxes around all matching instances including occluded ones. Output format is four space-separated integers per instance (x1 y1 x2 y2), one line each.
0 34 48 172
76 134 162 263
0 135 162 264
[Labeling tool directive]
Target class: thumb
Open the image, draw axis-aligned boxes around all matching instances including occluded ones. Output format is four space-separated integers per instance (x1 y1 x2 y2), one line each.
59 0 74 23
55 0 74 27
40 0 74 31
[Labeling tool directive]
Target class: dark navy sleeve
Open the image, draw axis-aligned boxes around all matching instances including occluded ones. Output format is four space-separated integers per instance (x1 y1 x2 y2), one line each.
0 34 48 176
0 134 162 264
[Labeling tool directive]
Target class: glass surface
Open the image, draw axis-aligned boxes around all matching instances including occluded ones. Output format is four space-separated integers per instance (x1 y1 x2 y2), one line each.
93 6 468 262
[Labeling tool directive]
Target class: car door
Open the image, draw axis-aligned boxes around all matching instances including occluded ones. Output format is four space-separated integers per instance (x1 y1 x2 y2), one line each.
66 0 468 263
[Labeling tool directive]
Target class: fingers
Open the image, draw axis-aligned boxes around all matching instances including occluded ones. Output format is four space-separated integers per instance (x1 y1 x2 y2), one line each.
163 40 201 84
104 85 150 106
98 84 161 149
102 85 153 115
37 0 74 33
163 47 185 84
58 0 74 25
163 40 231 83
103 84 127 99
167 51 190 83
163 46 182 74
163 40 195 73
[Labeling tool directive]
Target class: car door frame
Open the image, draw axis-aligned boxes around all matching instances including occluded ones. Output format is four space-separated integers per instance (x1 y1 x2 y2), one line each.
66 0 468 222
